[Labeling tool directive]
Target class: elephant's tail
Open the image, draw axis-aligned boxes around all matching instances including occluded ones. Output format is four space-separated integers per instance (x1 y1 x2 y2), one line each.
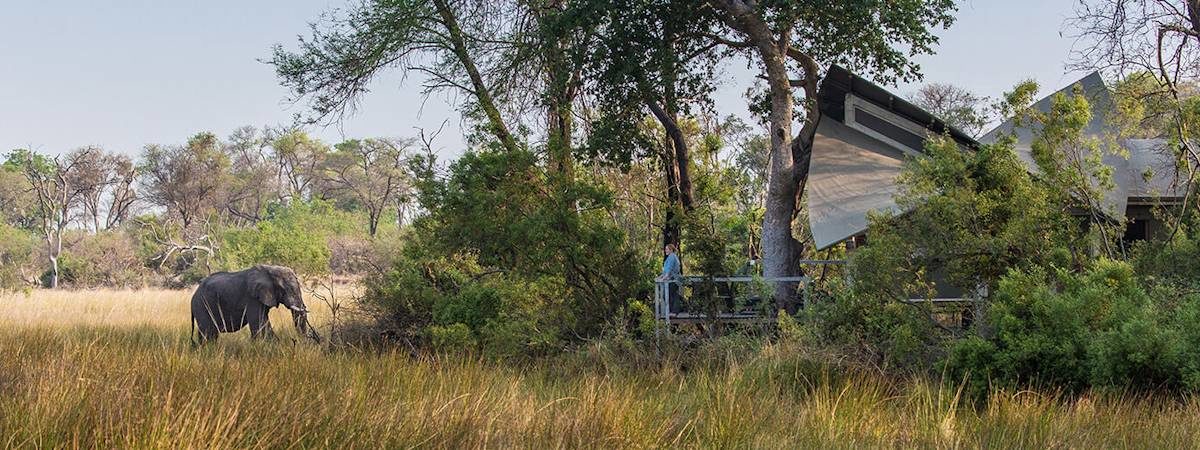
190 315 197 347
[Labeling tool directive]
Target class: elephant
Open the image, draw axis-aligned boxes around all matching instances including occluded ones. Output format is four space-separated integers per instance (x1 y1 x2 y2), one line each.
190 264 321 344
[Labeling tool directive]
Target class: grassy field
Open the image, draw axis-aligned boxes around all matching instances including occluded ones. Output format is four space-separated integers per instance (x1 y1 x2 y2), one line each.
2 289 1200 448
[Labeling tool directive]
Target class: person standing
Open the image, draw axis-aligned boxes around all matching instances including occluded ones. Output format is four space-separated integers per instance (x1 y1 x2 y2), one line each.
656 244 682 313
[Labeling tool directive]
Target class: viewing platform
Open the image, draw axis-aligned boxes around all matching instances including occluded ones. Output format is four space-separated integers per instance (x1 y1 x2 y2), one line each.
652 260 847 327
653 259 980 330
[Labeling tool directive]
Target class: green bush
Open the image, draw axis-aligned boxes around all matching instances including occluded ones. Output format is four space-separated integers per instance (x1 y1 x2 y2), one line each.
800 281 941 372
944 259 1200 393
1131 224 1200 289
360 233 567 359
219 201 355 275
0 223 36 291
428 323 475 353
360 239 473 336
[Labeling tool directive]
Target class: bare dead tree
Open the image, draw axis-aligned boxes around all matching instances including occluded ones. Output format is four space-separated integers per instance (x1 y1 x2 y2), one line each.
910 83 993 138
65 147 139 233
103 154 138 230
136 217 217 276
12 150 86 288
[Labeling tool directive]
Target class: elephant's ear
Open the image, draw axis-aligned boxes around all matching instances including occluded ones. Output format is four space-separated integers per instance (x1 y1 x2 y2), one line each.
252 267 279 308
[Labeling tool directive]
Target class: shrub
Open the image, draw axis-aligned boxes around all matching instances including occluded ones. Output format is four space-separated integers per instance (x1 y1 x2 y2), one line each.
1131 225 1200 289
428 323 475 353
55 230 149 289
417 149 651 338
361 236 569 359
0 223 36 291
944 259 1200 394
800 281 942 372
218 201 353 275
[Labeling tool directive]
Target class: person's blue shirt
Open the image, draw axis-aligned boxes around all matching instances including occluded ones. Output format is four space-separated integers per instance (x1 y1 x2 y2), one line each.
661 252 681 281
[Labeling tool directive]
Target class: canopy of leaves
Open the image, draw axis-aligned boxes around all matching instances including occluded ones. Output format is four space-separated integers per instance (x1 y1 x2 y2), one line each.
575 0 720 167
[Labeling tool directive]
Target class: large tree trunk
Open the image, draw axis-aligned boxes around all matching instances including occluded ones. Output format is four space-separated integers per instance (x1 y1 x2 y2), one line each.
547 100 574 178
711 0 802 310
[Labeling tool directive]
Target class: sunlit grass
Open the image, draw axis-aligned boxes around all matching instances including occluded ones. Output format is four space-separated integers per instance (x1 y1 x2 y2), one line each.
1 289 1199 447
0 286 344 331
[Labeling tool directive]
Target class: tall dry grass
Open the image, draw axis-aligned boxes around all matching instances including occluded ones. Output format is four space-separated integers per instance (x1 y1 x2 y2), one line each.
1 289 1199 448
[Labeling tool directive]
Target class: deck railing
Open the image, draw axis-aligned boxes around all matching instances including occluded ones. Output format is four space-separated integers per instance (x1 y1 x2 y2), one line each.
653 259 986 332
652 260 847 327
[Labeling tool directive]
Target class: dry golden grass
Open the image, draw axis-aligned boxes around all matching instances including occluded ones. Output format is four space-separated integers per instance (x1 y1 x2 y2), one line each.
0 286 345 331
1 288 1200 448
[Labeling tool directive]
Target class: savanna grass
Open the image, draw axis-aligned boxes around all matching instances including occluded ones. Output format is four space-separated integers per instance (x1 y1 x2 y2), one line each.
1 290 1199 448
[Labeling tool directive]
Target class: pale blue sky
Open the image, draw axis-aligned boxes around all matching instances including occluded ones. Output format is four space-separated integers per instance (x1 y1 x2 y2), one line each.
1 1 1087 159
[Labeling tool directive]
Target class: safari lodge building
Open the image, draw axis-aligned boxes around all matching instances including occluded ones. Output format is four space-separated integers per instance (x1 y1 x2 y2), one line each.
807 66 1186 253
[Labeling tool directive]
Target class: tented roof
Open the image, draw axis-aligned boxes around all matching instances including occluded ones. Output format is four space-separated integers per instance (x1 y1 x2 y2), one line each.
807 118 906 249
979 72 1129 216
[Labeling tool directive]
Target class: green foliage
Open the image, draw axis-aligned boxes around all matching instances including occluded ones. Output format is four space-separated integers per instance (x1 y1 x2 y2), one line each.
218 201 359 275
0 223 35 291
574 0 720 167
744 0 957 85
0 162 36 229
1131 221 1200 289
858 135 1078 302
361 147 654 358
1111 72 1180 139
801 281 941 372
428 323 475 353
361 236 566 359
945 259 1200 394
418 148 650 337
627 300 656 338
776 310 819 347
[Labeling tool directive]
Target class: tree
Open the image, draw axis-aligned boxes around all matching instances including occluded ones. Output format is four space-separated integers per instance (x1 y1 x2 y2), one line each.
223 126 281 224
64 146 137 233
910 83 992 138
0 161 37 230
1026 85 1125 257
575 0 722 248
6 149 86 288
271 129 329 203
269 0 520 153
321 138 413 237
705 0 957 308
140 133 230 231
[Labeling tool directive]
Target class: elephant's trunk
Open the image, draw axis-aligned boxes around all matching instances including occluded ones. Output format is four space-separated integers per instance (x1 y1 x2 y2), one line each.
290 308 322 343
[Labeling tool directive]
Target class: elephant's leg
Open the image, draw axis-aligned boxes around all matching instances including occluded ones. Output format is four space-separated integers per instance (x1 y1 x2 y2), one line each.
249 312 275 340
195 317 220 344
